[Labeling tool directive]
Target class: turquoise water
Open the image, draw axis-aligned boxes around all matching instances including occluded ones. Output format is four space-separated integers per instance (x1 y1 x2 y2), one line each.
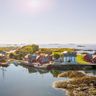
0 65 66 96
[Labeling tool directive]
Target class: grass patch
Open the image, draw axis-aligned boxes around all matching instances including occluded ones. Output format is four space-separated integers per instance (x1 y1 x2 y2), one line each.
76 55 89 64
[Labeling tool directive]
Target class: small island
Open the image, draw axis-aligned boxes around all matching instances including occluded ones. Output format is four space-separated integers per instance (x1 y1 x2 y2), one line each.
0 44 96 96
0 44 96 68
53 71 96 96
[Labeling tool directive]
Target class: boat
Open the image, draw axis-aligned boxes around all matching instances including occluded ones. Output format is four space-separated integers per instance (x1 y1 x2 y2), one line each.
0 62 9 67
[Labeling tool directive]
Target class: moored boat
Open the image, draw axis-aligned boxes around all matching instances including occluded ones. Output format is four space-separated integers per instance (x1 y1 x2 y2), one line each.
0 62 9 67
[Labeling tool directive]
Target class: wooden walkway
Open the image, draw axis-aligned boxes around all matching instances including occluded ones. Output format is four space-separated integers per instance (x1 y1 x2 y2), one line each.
48 64 96 70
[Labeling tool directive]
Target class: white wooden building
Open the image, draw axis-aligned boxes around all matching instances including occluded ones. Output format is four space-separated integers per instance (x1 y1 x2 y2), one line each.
62 51 77 64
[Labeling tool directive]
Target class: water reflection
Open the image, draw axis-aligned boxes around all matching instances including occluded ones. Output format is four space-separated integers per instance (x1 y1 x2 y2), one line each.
1 63 96 78
0 65 66 96
20 64 96 77
0 67 6 79
20 64 62 77
0 64 96 96
0 64 63 80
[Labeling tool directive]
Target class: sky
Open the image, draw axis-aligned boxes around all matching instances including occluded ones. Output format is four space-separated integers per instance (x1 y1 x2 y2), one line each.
0 0 96 44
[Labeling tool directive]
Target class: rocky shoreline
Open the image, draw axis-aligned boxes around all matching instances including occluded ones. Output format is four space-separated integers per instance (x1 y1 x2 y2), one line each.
53 71 96 96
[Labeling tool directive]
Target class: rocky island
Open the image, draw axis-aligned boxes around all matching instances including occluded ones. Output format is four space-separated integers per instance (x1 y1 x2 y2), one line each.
53 71 96 96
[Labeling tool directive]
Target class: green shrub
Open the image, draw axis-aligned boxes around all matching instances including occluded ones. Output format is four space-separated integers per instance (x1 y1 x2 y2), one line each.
53 53 60 59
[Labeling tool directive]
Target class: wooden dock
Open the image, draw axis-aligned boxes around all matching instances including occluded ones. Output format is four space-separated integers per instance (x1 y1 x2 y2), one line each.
47 64 96 70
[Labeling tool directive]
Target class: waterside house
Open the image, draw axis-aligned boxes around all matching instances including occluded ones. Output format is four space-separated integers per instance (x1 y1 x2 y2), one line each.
24 53 52 65
92 52 96 63
36 54 52 65
24 53 37 63
82 52 96 63
62 51 77 64
52 51 77 64
0 51 7 64
83 53 93 63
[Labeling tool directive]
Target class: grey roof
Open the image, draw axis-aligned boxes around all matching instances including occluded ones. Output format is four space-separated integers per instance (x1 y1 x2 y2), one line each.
63 52 77 57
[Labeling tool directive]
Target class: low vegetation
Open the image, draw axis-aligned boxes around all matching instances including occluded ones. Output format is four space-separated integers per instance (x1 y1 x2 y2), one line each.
53 71 96 96
53 52 61 59
50 70 62 77
9 44 39 60
0 47 17 52
76 55 89 64
58 71 86 78
40 48 75 53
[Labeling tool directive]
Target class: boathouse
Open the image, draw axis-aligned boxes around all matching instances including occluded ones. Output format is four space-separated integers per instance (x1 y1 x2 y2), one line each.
62 51 77 64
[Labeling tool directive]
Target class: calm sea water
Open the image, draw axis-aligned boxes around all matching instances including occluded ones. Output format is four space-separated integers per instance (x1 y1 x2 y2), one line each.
0 44 96 50
39 44 96 50
0 64 96 96
0 65 66 96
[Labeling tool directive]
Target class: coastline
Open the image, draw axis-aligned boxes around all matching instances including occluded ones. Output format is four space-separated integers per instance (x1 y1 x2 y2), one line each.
52 80 69 96
52 71 96 96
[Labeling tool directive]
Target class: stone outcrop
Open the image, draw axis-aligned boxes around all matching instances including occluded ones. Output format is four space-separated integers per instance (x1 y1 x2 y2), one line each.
53 71 96 96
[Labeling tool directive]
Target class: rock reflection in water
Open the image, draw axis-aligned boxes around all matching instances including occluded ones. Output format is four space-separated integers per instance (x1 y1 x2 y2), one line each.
20 64 63 77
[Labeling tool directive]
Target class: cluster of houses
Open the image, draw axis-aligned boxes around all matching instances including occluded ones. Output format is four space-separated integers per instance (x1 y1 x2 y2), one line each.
24 50 96 65
24 53 53 65
0 49 96 65
24 51 77 65
83 52 96 63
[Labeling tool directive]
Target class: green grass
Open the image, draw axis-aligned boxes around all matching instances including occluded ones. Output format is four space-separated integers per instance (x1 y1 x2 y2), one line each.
76 55 89 64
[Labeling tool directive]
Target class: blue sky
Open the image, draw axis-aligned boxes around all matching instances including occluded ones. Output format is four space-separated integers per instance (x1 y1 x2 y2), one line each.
0 0 96 44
